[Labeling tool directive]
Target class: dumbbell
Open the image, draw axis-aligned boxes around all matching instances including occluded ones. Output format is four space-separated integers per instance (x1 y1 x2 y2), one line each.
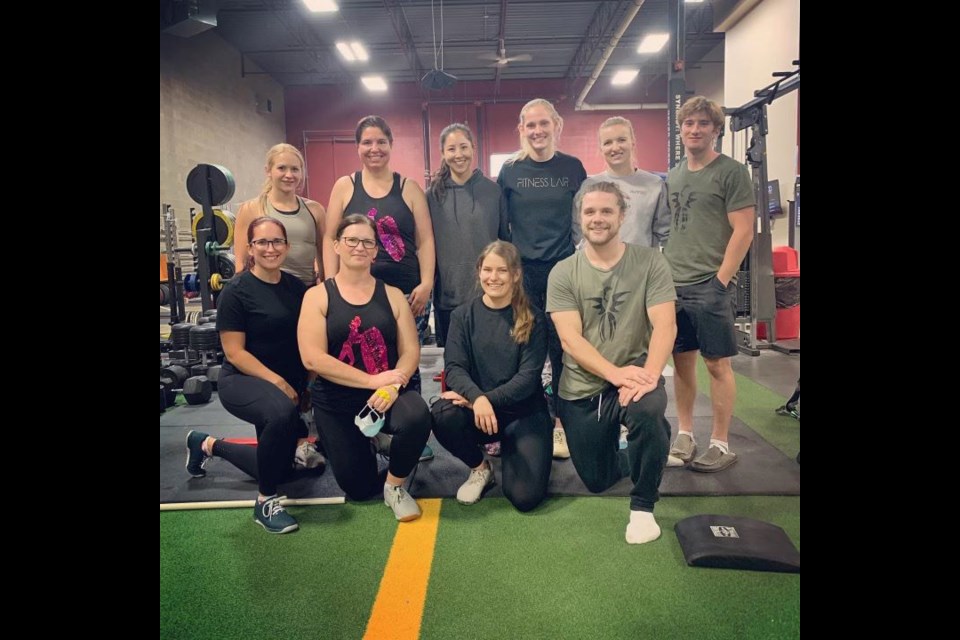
190 363 222 390
160 365 213 406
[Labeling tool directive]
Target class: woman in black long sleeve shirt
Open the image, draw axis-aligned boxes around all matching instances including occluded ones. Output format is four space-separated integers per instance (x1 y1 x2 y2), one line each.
431 241 553 511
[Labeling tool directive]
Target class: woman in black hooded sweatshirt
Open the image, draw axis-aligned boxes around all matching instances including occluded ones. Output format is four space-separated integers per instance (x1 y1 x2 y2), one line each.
427 123 509 348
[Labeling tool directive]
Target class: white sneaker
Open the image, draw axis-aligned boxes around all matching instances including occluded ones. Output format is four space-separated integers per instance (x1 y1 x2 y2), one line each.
553 428 571 459
294 441 326 470
456 464 495 505
384 484 421 522
665 454 685 467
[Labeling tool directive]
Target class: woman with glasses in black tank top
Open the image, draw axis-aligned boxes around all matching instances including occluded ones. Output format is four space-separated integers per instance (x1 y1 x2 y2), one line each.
300 214 432 522
323 116 436 344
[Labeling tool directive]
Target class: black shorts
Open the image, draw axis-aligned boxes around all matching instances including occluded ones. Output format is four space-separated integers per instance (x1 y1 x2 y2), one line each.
673 276 737 359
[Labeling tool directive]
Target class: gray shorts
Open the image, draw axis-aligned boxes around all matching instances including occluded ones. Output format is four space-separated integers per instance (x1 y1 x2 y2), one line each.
673 276 737 359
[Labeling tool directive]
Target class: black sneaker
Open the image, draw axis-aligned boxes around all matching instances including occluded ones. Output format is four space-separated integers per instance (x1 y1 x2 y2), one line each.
253 495 299 534
185 430 210 477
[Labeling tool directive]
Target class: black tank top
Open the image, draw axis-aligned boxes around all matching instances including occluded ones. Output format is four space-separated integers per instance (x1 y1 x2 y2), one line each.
344 171 420 293
311 278 399 412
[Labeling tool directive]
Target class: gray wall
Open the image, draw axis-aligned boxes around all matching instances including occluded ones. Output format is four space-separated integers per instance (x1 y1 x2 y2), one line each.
160 30 286 256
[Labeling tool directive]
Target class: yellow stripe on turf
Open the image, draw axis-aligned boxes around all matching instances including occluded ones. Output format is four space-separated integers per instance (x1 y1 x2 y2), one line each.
363 498 442 640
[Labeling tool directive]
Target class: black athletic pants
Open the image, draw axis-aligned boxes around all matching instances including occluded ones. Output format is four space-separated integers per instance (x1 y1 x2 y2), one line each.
431 399 552 512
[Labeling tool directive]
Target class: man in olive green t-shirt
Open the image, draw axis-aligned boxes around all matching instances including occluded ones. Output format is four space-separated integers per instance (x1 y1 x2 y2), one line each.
664 96 755 473
547 181 676 545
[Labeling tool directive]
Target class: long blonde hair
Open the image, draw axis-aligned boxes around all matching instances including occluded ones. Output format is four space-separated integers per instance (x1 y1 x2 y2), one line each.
507 98 563 164
258 143 305 215
476 241 534 344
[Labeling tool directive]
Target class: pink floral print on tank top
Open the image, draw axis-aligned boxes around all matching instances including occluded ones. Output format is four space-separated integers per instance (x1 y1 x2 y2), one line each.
337 315 389 373
367 207 406 262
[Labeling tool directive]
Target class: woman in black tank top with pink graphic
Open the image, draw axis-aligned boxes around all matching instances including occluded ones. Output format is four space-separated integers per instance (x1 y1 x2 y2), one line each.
323 116 436 344
300 214 432 522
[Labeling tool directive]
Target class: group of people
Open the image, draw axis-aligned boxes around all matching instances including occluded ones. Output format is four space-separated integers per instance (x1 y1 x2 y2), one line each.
182 95 755 543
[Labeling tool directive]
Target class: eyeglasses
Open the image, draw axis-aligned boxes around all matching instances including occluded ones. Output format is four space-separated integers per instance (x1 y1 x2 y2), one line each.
251 238 287 248
341 236 378 250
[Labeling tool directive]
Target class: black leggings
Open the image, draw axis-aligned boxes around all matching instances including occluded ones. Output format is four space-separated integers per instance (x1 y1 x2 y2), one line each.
209 440 300 486
431 399 553 512
557 374 670 512
216 371 301 496
313 390 431 501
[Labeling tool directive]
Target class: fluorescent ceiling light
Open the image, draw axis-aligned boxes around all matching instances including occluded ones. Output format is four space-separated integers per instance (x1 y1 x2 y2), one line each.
303 1 338 12
686 1 705 4
611 69 639 86
336 42 356 61
637 33 669 54
361 76 388 92
336 41 369 62
350 42 369 61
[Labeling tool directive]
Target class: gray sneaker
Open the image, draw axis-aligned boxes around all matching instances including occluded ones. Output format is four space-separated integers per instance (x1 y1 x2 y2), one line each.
294 441 326 471
384 484 422 522
456 464 495 505
669 433 697 463
552 428 571 459
372 433 434 463
690 445 738 473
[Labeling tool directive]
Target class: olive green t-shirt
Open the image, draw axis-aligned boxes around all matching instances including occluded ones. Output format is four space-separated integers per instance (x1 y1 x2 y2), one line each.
664 155 754 286
546 244 676 400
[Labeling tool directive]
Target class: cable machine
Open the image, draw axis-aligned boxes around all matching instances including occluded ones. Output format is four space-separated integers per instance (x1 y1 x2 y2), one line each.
723 62 799 355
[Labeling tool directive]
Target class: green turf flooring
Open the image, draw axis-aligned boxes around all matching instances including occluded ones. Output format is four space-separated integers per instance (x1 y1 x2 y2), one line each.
160 501 395 639
161 364 800 639
161 495 799 639
423 495 799 639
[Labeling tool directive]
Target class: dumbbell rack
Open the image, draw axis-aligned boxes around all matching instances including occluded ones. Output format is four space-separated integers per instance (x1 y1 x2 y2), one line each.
160 321 224 412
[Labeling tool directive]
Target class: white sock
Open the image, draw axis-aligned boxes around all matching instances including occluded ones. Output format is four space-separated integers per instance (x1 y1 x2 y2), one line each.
710 439 729 454
625 510 661 544
678 429 694 440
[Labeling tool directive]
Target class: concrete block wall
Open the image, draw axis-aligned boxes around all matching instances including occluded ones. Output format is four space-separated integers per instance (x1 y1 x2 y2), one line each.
160 29 286 260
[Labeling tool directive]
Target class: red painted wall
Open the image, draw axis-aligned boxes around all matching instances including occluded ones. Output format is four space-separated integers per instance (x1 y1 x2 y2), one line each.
286 79 668 207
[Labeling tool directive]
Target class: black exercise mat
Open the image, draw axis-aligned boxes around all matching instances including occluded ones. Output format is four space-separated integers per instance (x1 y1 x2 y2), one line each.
160 414 799 504
408 415 800 498
160 424 347 504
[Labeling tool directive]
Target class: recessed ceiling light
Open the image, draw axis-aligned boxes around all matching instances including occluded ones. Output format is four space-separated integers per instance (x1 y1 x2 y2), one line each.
336 42 356 61
361 76 388 92
611 69 639 86
350 42 369 62
637 33 669 54
303 1 338 13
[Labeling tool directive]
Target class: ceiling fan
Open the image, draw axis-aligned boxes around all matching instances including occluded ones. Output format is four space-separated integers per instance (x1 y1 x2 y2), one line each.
478 39 532 67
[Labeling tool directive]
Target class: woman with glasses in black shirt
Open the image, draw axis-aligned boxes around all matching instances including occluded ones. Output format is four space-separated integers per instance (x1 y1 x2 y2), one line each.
184 217 314 534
